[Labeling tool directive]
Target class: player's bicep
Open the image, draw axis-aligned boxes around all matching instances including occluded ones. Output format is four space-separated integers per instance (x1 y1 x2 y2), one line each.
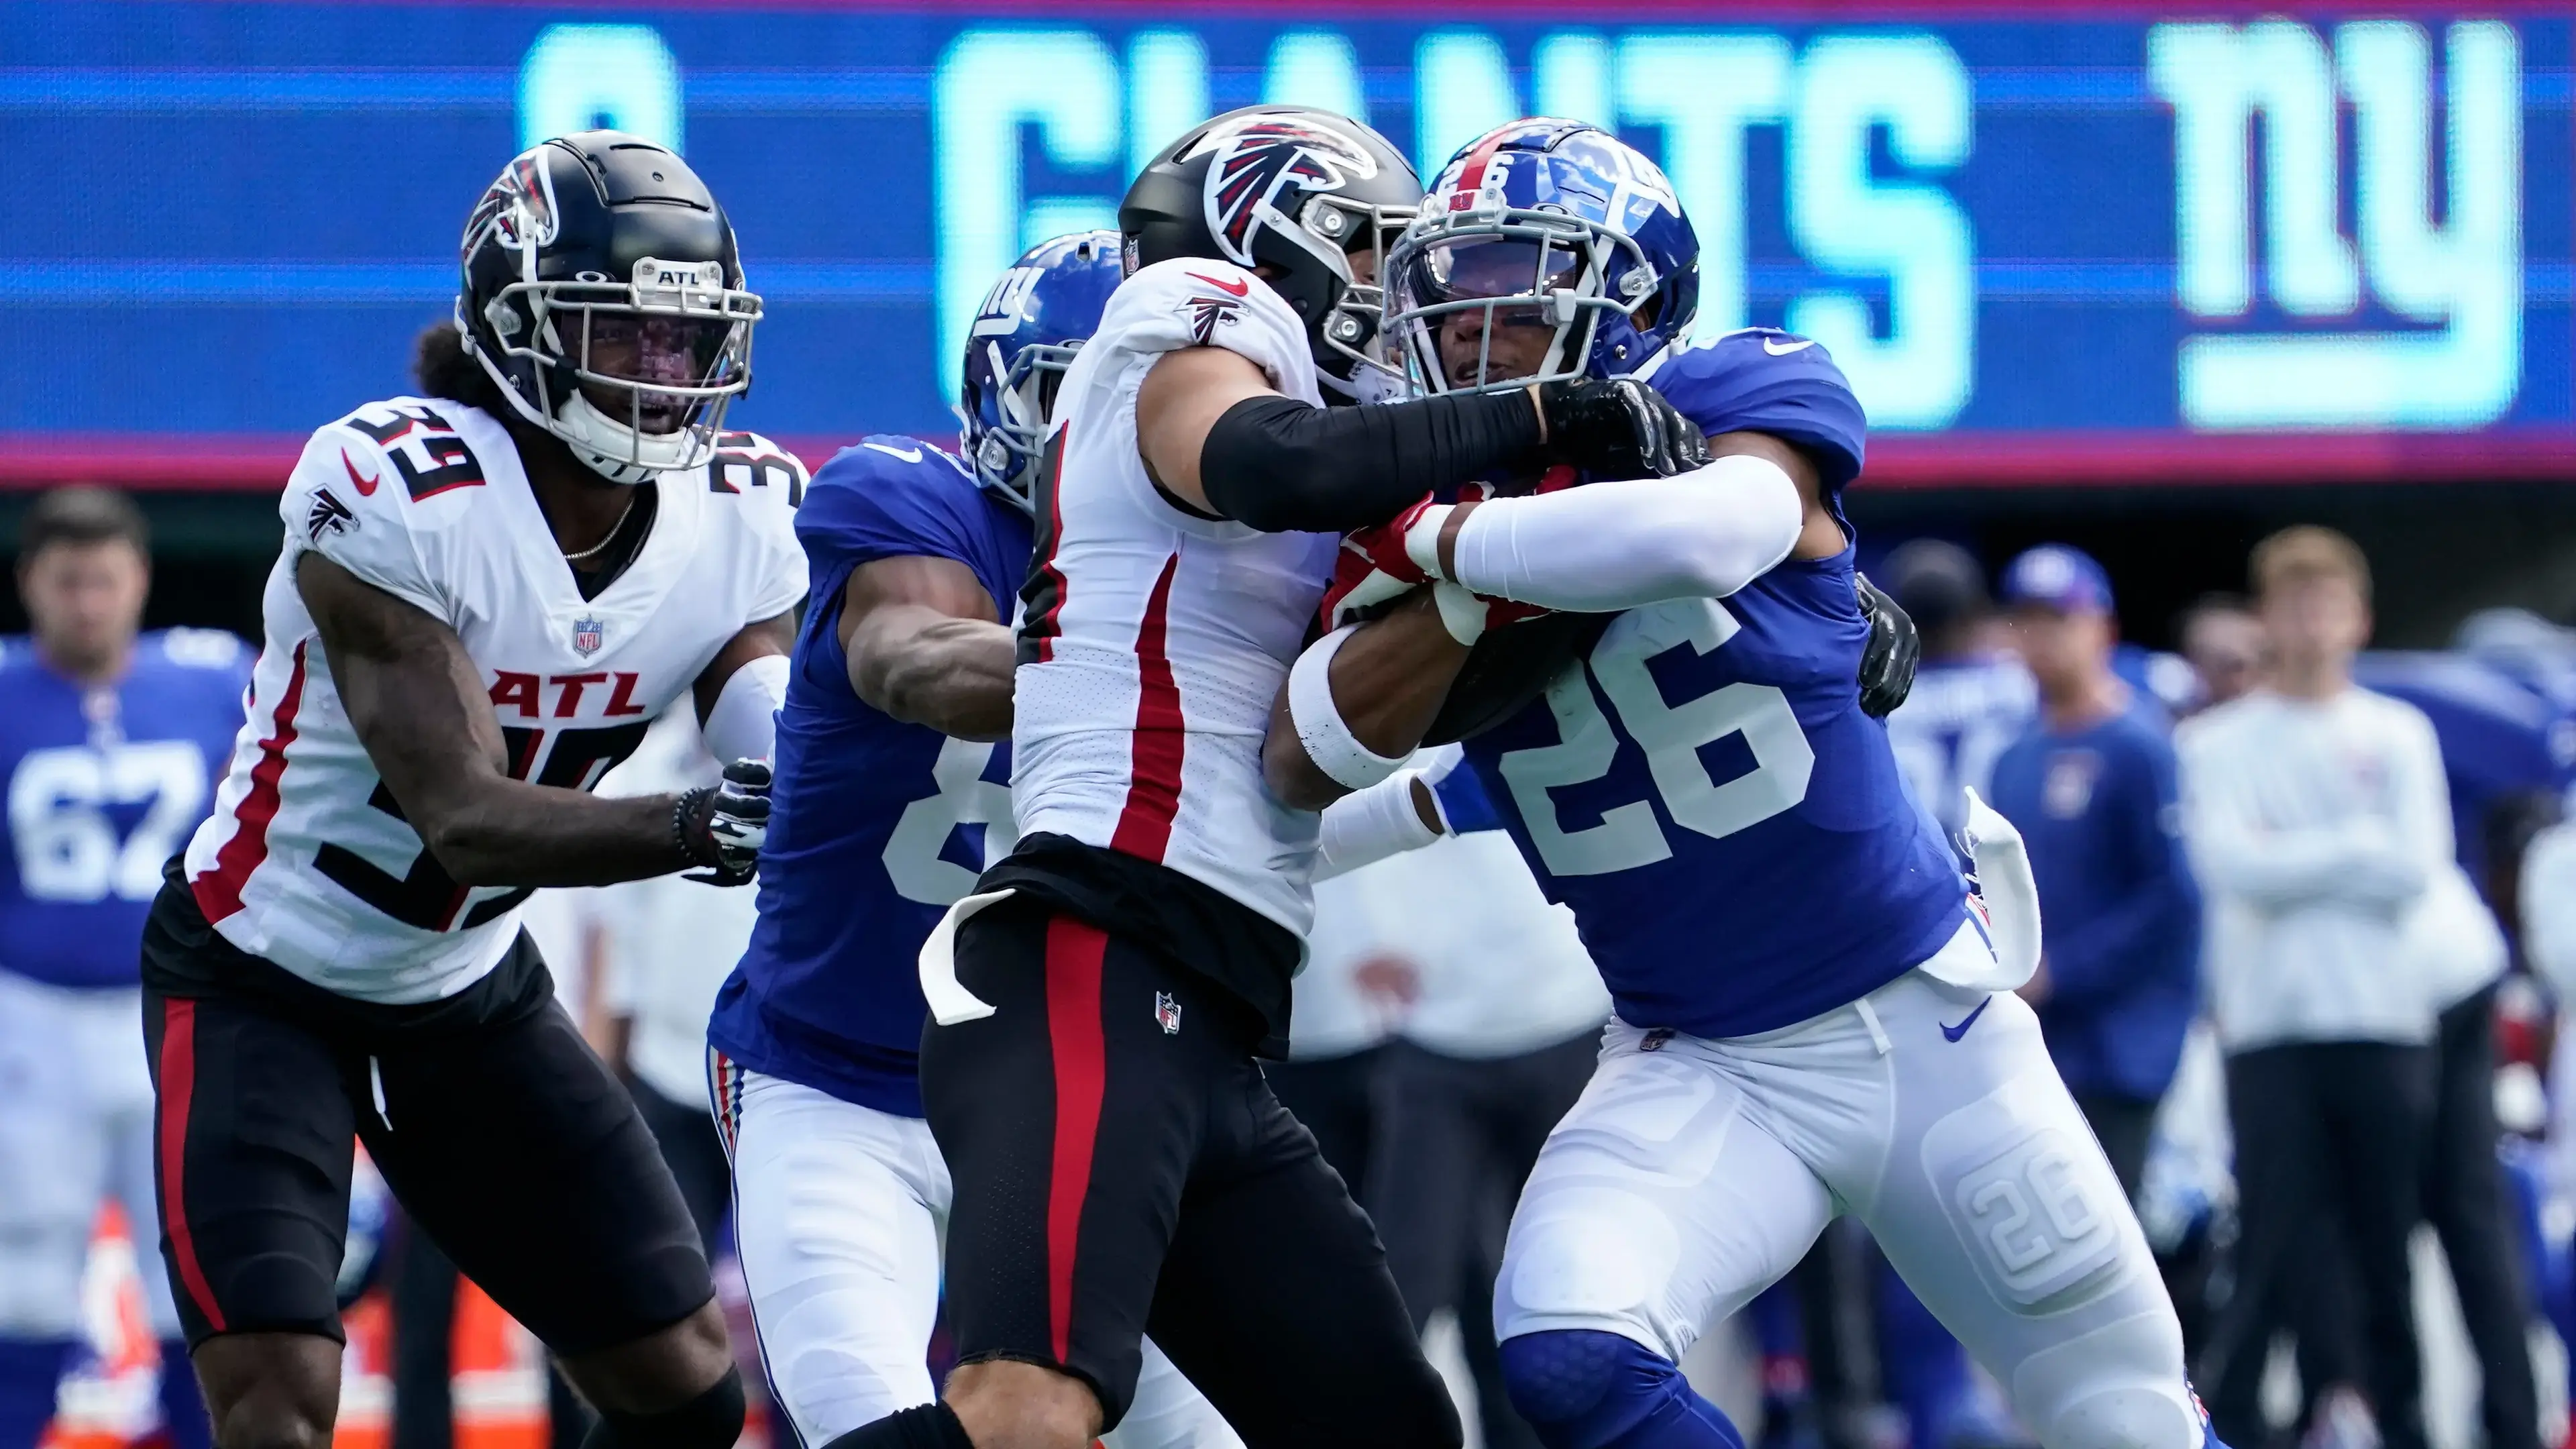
1707 430 1841 561
293 550 509 820
1134 345 1283 513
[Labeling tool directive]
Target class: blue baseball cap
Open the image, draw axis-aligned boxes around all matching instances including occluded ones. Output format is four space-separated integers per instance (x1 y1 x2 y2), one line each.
2000 544 2114 615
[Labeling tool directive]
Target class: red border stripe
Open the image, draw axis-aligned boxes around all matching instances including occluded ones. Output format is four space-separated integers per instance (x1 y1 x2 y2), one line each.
193 639 309 924
1041 915 1111 1366
156 999 227 1334
1109 553 1186 863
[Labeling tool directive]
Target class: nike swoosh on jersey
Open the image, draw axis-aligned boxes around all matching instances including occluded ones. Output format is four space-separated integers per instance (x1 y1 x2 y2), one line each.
863 442 924 464
1762 337 1817 356
1185 270 1250 297
341 448 380 496
1939 996 1992 1042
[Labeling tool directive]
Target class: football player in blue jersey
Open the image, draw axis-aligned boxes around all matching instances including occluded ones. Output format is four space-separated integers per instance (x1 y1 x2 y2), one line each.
703 233 1239 1449
0 488 237 1449
1267 120 2209 1449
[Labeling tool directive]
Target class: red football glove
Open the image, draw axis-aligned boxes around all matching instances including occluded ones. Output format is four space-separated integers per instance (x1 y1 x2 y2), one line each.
1322 493 1440 632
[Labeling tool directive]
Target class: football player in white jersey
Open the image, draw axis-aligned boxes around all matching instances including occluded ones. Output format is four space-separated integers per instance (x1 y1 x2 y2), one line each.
140 133 800 1449
885 106 1712 1449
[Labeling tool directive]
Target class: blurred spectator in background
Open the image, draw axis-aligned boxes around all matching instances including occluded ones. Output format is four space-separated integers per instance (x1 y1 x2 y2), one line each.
2396 858 2535 1449
2178 594 2267 716
0 487 239 1449
1882 539 2033 839
592 707 756 1255
2180 527 2450 1449
1350 756 1609 1449
391 710 751 1449
1986 545 2199 1200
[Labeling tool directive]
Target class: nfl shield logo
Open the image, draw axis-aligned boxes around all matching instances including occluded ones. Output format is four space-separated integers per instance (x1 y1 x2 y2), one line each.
572 616 604 657
1154 991 1182 1035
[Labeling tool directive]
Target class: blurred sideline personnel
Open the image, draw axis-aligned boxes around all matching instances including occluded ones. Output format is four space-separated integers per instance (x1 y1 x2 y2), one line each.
2176 597 2265 715
0 488 238 1449
704 233 1236 1448
1328 752 1611 1449
2180 528 2451 1449
140 133 800 1449
1882 540 2034 839
593 706 760 1256
1986 545 2200 1199
1278 117 2201 1449
898 104 1723 1449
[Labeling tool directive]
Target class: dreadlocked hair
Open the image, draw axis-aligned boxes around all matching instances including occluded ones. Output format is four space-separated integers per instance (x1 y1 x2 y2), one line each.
412 321 513 416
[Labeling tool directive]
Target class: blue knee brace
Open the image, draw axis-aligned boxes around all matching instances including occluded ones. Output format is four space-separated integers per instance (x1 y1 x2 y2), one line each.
1497 1330 1748 1449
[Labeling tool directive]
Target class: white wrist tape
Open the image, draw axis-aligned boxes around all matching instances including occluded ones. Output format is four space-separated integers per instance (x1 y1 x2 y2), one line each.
1432 581 1493 646
1288 625 1409 792
1316 767 1448 881
1403 503 1454 580
704 652 790 765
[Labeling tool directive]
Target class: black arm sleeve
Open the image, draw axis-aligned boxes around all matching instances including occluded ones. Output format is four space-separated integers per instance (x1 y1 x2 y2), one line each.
1196 390 1544 533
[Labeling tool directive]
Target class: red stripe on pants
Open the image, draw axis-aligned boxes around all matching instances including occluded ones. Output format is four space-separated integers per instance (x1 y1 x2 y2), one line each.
1042 915 1111 1365
156 999 226 1332
1109 553 1185 861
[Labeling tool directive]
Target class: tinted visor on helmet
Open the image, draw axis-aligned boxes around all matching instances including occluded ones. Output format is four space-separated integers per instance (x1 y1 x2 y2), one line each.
1389 207 1656 396
486 258 760 473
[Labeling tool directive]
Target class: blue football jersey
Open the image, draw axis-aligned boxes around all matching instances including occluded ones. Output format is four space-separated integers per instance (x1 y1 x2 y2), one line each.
1459 332 1970 1038
706 439 1030 1118
0 629 253 988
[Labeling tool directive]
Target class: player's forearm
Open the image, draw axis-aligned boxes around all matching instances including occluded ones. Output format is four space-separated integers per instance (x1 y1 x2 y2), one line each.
1199 390 1544 533
417 782 690 887
1415 456 1803 609
851 616 1016 742
1265 592 1468 810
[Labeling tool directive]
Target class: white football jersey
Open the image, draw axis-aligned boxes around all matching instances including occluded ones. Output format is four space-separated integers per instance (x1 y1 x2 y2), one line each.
1012 258 1341 936
182 397 806 1004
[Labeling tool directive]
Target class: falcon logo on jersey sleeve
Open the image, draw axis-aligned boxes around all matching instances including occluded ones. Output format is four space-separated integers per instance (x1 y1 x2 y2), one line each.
1189 117 1379 266
305 488 358 543
1183 292 1243 345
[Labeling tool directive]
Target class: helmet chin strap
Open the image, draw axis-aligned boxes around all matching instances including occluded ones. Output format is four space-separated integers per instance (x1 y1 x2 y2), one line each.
553 388 704 484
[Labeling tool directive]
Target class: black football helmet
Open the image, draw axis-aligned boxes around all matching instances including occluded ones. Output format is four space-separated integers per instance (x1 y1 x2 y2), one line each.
456 131 760 483
1118 105 1421 401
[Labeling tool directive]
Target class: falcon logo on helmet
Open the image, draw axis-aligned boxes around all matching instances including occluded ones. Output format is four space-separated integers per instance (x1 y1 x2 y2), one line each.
1195 117 1380 268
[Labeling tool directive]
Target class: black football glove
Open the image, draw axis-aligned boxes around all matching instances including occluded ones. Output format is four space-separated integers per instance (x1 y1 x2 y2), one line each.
1534 378 1711 480
676 759 772 886
1856 572 1921 718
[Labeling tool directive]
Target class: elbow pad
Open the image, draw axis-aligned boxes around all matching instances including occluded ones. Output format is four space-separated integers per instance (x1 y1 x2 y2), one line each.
1199 390 1543 534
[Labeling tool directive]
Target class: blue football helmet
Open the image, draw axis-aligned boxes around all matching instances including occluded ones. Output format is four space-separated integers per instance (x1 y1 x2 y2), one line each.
1387 119 1700 396
958 229 1123 513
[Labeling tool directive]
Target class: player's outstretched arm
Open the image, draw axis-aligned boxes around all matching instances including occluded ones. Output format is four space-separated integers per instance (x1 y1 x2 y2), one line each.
1134 347 1707 533
1356 431 1836 616
839 555 1013 742
299 552 701 888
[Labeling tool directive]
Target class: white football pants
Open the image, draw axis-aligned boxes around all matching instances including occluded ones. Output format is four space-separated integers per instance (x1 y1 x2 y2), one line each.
0 971 182 1340
714 1059 1242 1448
1496 925 2196 1449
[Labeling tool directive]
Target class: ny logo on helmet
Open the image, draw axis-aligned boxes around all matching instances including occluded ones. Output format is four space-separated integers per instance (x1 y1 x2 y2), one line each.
1191 118 1379 268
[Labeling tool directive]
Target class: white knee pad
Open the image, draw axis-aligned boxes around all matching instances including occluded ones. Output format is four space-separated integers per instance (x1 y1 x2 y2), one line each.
1496 1181 1686 1350
2011 1311 2196 1449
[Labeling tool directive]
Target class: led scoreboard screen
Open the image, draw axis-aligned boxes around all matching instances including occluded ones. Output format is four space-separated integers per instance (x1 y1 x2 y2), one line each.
1 1 2569 488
